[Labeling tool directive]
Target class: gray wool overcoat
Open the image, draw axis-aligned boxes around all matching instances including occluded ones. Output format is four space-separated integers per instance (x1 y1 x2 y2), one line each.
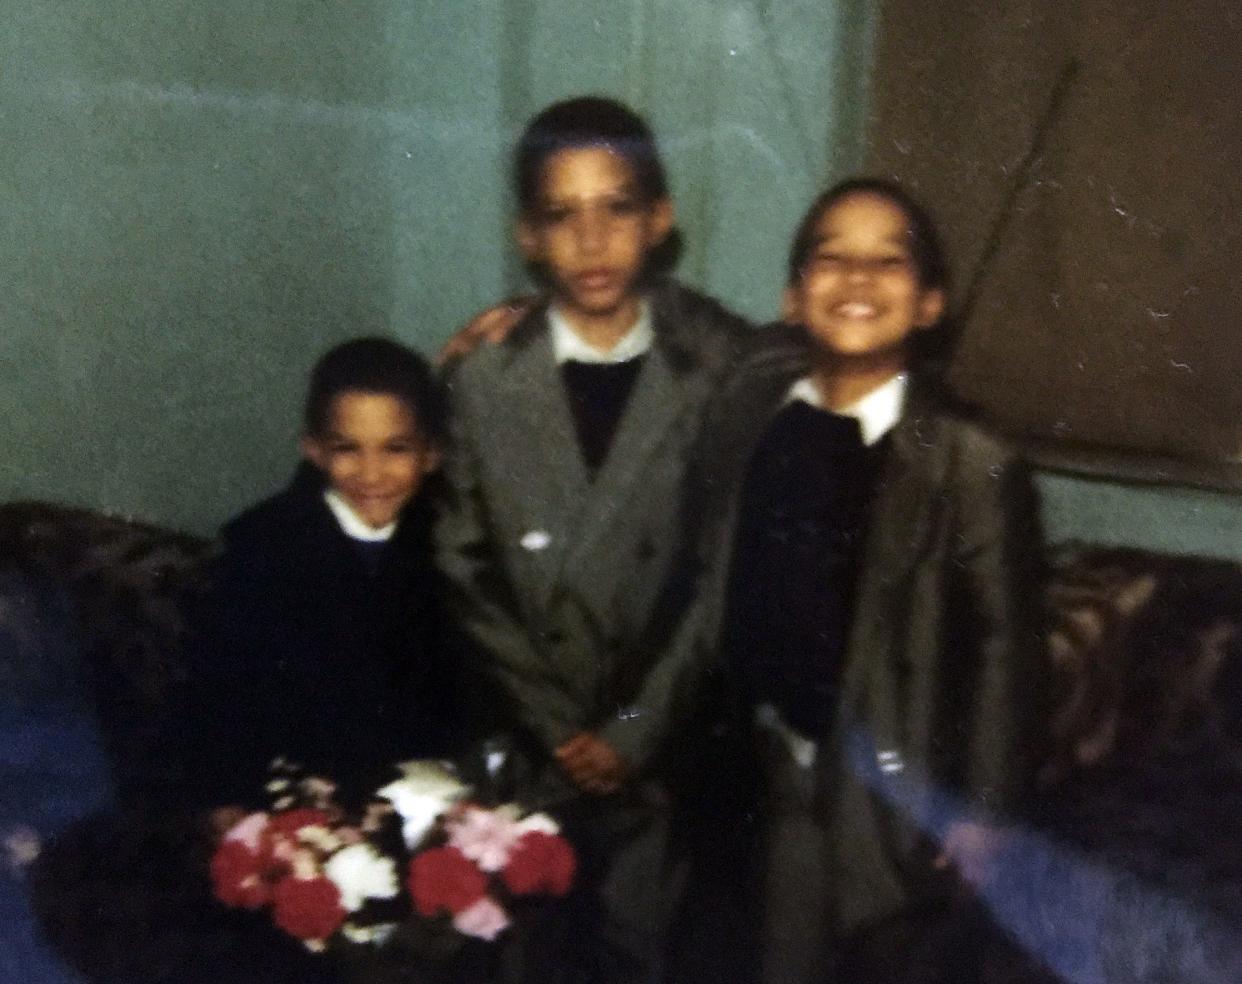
434 279 751 800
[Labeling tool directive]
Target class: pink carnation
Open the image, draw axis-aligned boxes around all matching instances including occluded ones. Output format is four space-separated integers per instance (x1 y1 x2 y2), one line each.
451 895 511 941
259 808 334 869
222 812 269 853
445 806 522 872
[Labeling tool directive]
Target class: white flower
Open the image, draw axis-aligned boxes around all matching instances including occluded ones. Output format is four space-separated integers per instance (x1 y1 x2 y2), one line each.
514 811 560 837
377 760 471 850
297 824 343 854
323 843 399 913
301 776 338 806
290 848 322 880
341 922 397 945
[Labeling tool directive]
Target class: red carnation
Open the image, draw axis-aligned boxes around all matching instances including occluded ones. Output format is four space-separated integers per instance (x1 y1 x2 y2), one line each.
500 832 576 897
210 840 271 910
265 808 333 839
407 846 488 917
271 875 347 941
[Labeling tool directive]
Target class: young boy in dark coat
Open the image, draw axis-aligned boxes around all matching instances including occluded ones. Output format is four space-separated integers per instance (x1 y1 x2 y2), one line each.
30 340 457 984
190 337 459 808
680 179 1046 983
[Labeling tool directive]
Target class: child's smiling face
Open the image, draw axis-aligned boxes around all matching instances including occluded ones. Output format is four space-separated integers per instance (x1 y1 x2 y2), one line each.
784 191 945 367
301 391 436 530
518 146 673 330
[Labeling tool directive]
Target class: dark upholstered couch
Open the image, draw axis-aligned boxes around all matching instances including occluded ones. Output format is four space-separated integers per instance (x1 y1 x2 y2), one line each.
0 501 215 810
0 503 351 984
835 543 1242 984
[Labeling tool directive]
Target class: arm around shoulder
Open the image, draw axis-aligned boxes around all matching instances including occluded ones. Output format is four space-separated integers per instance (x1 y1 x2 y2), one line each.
595 593 721 778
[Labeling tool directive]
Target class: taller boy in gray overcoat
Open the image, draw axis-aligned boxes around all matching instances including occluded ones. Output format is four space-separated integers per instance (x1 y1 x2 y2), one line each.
434 97 749 984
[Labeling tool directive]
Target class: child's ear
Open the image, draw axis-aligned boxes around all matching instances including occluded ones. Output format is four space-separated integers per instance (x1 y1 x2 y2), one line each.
916 288 947 329
781 285 802 325
515 216 542 263
300 434 326 469
647 197 675 246
422 445 443 474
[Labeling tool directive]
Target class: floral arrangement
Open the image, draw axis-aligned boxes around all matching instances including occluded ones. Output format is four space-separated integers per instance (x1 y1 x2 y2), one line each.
208 759 576 953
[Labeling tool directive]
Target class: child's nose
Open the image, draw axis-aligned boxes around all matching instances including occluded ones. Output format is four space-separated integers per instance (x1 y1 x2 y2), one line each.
359 455 384 483
845 259 873 283
576 212 608 254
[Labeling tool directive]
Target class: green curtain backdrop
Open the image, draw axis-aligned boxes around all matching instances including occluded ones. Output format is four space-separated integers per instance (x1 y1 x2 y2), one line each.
0 0 875 533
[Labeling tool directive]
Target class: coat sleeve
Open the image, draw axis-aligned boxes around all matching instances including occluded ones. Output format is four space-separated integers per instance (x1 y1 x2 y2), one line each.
434 376 581 755
949 428 1047 819
596 567 719 775
183 540 292 807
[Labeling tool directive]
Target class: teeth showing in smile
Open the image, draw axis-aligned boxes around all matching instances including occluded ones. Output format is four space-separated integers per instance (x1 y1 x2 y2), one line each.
835 301 878 318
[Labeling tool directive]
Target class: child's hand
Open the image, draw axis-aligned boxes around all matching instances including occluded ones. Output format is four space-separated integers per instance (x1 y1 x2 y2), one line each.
934 819 1007 889
554 732 630 795
437 296 538 365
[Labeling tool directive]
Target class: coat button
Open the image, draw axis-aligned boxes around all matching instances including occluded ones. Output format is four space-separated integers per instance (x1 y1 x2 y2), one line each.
521 529 552 551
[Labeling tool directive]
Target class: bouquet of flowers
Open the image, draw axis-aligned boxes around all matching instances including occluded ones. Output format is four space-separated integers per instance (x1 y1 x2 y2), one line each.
208 759 576 956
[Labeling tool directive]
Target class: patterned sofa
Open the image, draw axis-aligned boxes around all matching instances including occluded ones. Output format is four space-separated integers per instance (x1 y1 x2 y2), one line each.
835 543 1242 984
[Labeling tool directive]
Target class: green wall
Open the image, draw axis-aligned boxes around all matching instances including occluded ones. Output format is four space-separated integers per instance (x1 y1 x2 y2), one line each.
1036 473 1242 563
1 0 874 534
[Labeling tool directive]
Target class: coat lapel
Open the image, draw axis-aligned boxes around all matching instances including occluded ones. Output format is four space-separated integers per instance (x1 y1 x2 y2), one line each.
560 338 693 577
840 386 945 754
493 324 592 602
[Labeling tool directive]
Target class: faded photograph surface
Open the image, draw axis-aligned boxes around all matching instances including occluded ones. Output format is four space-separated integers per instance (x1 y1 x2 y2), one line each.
1 3 1240 983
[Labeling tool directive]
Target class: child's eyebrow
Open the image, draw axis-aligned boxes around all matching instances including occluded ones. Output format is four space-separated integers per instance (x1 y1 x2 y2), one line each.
540 182 642 207
815 233 911 250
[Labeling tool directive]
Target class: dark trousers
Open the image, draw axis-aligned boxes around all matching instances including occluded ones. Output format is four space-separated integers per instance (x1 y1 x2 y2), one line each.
503 785 686 984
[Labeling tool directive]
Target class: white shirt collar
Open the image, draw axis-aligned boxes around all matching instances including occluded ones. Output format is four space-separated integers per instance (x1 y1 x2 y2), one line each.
549 300 654 365
323 488 397 542
786 372 908 446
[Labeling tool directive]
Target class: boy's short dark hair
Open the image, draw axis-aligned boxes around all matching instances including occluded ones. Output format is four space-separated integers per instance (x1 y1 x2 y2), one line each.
513 96 669 212
787 178 949 291
303 337 446 445
787 177 954 371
